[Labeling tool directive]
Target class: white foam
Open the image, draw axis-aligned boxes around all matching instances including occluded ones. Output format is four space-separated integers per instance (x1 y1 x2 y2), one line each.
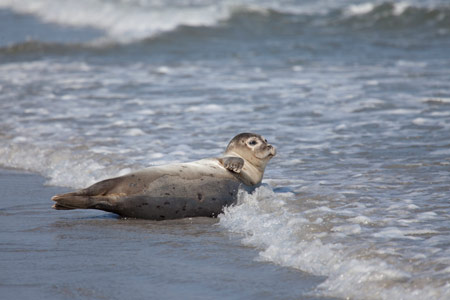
365 80 379 86
0 0 425 44
373 227 421 240
331 224 361 234
417 211 438 220
430 111 450 117
185 104 224 113
219 186 450 300
393 2 410 15
334 123 348 131
12 136 28 143
412 117 441 126
423 97 450 104
292 65 303 72
137 109 156 115
125 128 146 136
345 3 375 16
348 215 372 224
0 141 136 188
156 66 171 75
149 153 164 159
0 0 230 42
344 1 411 17
388 109 421 115
279 158 304 166
396 60 427 68
431 148 450 156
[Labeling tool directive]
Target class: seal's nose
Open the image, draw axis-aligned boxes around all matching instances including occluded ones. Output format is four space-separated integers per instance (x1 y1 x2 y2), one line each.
267 144 277 156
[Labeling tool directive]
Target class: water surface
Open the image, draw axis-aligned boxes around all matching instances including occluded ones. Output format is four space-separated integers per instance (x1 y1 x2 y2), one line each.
0 1 449 299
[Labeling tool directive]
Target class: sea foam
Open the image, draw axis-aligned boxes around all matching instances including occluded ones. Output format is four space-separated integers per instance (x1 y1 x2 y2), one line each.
0 0 229 42
219 185 450 299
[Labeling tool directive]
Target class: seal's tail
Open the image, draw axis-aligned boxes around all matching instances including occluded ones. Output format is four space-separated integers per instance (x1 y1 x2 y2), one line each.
51 193 95 210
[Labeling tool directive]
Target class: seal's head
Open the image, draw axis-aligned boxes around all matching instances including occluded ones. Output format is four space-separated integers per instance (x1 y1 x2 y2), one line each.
225 133 276 170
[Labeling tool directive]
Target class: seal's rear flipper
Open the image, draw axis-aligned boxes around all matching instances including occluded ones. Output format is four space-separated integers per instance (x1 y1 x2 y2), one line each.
51 192 117 213
51 193 95 210
52 203 76 210
51 176 125 210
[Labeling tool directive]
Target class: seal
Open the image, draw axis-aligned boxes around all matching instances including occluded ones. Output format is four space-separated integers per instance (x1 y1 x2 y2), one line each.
51 133 276 220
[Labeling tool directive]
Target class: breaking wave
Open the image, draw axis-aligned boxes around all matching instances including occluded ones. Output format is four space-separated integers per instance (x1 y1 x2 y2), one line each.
1 0 448 49
219 186 450 300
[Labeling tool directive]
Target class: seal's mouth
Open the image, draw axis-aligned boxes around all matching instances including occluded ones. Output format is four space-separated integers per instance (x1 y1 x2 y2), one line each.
255 143 276 160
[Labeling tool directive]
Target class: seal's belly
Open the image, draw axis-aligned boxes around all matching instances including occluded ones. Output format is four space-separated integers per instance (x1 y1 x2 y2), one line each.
112 177 244 220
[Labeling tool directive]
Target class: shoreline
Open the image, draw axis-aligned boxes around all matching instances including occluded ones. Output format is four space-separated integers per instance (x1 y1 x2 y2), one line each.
0 167 333 300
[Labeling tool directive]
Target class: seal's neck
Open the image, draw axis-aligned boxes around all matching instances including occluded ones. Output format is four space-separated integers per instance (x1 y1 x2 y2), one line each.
225 151 265 185
226 151 267 171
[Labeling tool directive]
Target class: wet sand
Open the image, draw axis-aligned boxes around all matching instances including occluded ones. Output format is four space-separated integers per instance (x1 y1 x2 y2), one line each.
0 168 332 300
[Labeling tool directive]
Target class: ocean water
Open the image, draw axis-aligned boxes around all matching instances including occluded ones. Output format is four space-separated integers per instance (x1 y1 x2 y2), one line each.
0 0 449 299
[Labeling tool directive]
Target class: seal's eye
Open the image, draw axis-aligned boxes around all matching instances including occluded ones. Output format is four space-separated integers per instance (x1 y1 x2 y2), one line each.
249 140 257 146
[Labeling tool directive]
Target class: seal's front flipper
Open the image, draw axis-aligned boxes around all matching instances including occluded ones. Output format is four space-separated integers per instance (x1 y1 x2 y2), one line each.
219 157 244 173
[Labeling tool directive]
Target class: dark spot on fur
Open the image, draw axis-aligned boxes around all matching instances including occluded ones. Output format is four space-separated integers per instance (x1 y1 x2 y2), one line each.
229 192 234 196
197 193 203 201
179 170 183 172
164 201 170 205
172 187 176 190
160 215 165 219
182 205 186 211
142 203 148 206
175 210 179 214
212 197 216 201
165 193 170 196
156 205 161 209
131 174 136 177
